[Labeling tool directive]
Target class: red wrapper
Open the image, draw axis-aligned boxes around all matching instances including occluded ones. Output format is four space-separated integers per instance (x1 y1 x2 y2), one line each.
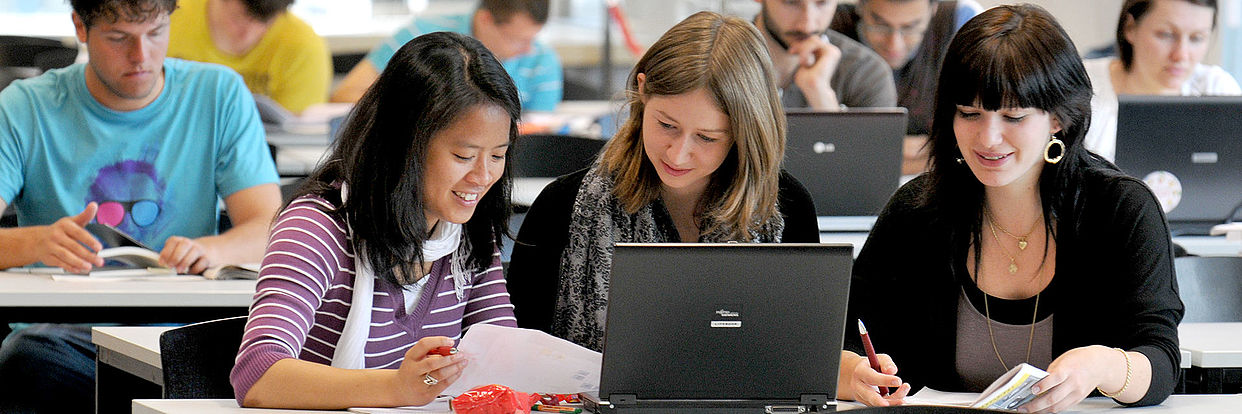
451 384 541 414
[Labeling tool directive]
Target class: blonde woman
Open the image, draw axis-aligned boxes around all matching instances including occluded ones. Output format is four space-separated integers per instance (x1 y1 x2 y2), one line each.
506 11 820 351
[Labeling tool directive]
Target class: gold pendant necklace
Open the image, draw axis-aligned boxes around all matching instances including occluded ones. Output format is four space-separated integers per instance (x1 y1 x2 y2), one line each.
986 218 1020 274
982 276 1040 371
983 208 1041 251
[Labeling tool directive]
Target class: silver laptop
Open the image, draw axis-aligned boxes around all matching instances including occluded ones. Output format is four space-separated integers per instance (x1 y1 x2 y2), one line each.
783 109 907 222
1115 95 1242 235
593 243 852 413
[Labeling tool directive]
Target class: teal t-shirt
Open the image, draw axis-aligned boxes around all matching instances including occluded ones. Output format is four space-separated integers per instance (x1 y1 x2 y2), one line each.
0 58 279 250
366 13 563 112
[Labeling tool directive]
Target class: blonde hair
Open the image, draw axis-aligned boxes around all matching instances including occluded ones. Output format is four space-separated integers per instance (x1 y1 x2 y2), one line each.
598 11 786 239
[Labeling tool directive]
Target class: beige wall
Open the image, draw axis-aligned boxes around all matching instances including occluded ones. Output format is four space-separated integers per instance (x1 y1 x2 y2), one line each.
974 0 1125 54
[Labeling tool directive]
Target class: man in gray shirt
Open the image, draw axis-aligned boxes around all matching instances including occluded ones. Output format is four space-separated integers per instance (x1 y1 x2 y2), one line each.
753 0 897 110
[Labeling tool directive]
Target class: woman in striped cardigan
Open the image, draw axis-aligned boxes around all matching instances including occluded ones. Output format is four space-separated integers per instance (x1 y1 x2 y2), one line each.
230 31 520 409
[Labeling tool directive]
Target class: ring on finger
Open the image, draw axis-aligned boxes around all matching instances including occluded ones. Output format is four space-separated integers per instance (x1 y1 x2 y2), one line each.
423 373 439 386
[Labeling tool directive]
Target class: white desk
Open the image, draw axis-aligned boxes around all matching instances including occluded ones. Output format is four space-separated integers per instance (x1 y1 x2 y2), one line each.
93 326 170 385
131 395 1242 414
1173 236 1242 257
133 399 327 414
93 327 175 414
1179 323 1242 368
1179 322 1242 394
0 271 255 309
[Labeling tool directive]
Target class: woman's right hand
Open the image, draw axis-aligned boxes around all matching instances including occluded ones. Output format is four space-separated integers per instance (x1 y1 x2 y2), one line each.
838 351 911 406
395 336 469 406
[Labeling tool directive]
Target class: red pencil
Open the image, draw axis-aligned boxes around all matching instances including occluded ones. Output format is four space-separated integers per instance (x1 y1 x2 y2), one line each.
858 319 890 397
427 346 457 356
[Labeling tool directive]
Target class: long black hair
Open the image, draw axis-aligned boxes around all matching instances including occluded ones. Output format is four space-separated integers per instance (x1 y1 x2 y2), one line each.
922 4 1100 273
291 31 519 285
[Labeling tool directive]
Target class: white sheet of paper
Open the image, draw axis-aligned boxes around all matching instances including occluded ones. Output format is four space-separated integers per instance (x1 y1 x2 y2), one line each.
904 388 977 407
445 324 601 396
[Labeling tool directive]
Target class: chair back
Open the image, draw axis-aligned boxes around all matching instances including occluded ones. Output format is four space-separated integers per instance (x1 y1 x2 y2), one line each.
1175 256 1242 322
159 316 248 399
511 134 606 178
0 36 78 90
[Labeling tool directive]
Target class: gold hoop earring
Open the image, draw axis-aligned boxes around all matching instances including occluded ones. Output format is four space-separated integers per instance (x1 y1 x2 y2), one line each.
1044 135 1065 164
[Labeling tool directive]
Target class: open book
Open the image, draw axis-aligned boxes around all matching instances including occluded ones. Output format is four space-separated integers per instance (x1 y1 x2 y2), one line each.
203 263 261 280
80 223 174 277
971 363 1049 410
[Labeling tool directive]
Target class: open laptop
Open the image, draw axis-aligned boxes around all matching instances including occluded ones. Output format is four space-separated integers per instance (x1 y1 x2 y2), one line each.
783 109 907 230
592 243 852 413
1114 96 1242 235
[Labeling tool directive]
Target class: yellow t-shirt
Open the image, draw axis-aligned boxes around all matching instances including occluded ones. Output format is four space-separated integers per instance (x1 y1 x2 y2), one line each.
169 0 331 113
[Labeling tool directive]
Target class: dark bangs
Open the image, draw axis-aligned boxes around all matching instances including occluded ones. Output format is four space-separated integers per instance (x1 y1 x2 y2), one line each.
923 4 1099 277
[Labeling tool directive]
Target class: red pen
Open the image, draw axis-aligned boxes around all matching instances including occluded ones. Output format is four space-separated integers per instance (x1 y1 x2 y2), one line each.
427 346 457 356
858 319 889 397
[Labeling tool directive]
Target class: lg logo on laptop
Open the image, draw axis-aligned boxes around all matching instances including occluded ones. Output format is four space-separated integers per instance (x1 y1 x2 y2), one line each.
812 142 836 154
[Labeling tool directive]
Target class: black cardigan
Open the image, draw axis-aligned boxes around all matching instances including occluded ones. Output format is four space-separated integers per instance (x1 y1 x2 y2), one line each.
844 170 1184 406
506 168 822 333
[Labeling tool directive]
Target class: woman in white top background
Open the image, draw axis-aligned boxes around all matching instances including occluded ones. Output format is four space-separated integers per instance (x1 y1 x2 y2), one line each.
1082 0 1241 162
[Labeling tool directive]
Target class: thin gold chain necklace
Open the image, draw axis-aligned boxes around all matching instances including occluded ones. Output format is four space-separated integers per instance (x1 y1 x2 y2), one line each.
981 273 1040 371
986 218 1021 274
983 208 1041 251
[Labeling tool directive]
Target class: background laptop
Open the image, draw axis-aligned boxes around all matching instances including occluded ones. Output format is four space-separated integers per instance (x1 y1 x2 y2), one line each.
783 109 907 229
1114 96 1242 235
595 243 852 413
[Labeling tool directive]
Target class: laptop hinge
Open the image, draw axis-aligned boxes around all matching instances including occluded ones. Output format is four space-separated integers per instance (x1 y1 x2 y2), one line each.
610 394 637 406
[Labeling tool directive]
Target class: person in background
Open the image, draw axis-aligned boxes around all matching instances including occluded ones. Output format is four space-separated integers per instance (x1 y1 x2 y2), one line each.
0 0 281 411
1082 0 1240 162
169 0 331 114
331 0 562 112
506 11 820 351
752 0 896 111
839 5 1182 411
831 0 982 135
231 31 518 409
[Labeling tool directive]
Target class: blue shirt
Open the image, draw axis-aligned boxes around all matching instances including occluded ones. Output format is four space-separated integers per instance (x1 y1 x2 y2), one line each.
366 13 563 112
0 58 279 250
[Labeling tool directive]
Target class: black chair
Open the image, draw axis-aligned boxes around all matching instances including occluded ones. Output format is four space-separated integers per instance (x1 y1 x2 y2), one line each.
1175 256 1242 322
0 36 78 90
511 134 607 178
159 316 248 399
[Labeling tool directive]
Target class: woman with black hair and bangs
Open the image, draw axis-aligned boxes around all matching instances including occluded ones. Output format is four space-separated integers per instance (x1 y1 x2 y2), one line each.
835 5 1183 412
229 32 519 409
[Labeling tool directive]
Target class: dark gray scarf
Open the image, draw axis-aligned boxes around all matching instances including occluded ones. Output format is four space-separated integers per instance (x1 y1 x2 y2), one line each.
552 166 785 350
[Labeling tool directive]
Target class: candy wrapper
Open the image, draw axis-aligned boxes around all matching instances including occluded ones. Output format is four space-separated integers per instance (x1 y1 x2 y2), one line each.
451 384 541 414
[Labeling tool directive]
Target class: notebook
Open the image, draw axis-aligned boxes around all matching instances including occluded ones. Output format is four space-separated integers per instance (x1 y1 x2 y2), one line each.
783 109 907 220
593 243 853 413
1114 95 1242 235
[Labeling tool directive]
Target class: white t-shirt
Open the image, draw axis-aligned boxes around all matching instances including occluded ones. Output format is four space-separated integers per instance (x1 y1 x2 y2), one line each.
1083 57 1242 162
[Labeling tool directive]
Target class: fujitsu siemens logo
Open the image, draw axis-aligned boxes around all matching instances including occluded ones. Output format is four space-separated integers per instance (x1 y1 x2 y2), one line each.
715 309 740 317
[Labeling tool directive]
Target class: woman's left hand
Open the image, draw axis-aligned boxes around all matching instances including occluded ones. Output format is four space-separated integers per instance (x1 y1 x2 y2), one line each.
1018 345 1111 413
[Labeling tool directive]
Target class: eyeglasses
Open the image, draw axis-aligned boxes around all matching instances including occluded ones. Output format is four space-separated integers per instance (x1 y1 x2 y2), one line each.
858 21 929 38
97 199 160 227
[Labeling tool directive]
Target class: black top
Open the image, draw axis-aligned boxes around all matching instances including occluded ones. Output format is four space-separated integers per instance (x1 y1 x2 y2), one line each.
507 168 822 333
844 170 1183 406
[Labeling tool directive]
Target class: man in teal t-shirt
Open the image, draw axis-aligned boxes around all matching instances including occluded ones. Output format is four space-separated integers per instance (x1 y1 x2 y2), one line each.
331 0 563 112
0 0 281 411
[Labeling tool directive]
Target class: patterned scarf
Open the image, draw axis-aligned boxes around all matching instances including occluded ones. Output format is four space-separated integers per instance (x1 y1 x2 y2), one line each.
553 166 786 351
